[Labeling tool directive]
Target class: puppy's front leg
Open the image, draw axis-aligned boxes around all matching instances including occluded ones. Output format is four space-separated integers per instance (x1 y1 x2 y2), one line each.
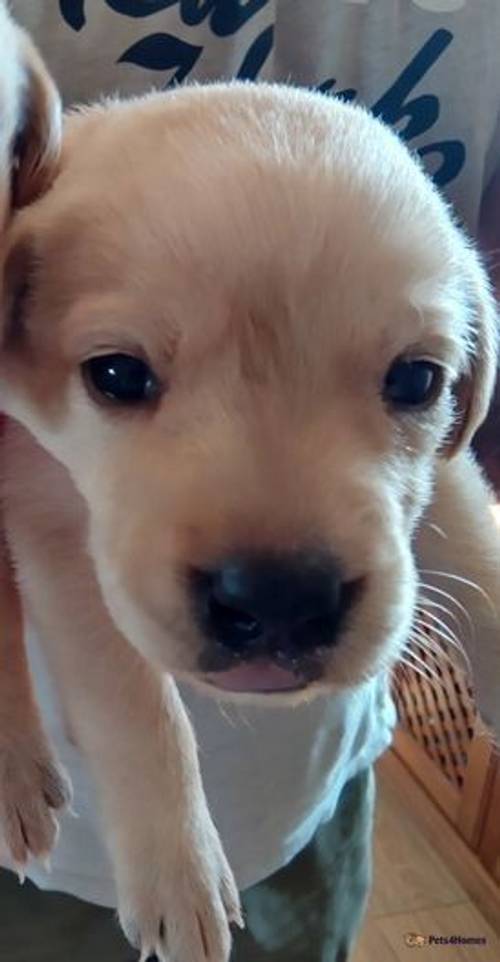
4 443 240 962
14 551 240 961
0 531 71 867
14 541 240 962
416 452 500 740
87 662 241 962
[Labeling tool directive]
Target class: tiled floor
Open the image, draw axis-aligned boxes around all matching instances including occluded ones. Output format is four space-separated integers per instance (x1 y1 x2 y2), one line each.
354 753 500 962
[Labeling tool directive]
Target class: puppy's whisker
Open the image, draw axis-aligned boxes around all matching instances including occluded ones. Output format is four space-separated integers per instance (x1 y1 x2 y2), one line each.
407 623 449 660
401 642 448 686
421 521 447 540
397 652 444 690
406 631 447 671
411 617 458 651
236 709 258 734
415 620 471 672
410 625 453 661
398 653 439 685
419 582 476 638
415 607 466 653
415 604 460 642
417 595 469 642
215 700 238 729
419 569 497 616
408 626 471 676
221 701 257 734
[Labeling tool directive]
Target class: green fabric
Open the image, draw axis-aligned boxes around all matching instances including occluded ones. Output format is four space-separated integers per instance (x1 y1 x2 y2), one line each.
0 768 375 962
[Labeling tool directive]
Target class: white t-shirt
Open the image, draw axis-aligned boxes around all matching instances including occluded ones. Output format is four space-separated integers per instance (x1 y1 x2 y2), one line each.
21 626 395 904
5 0 500 906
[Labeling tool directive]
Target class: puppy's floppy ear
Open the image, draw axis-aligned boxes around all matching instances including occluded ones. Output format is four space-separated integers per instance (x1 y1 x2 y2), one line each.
0 11 60 347
444 249 499 458
10 28 62 209
0 5 61 216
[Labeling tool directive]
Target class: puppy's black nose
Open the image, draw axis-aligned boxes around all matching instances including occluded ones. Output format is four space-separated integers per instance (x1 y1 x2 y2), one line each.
191 554 354 656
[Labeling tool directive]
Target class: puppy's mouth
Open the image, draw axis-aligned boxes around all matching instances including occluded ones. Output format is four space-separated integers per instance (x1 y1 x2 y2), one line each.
205 658 307 693
199 641 326 694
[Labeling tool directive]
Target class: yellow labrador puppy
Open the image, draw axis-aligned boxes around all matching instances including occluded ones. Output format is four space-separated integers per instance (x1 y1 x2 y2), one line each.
1 8 499 962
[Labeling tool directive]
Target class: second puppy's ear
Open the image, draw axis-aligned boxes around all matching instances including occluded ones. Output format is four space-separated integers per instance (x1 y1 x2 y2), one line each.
11 27 62 209
443 247 498 458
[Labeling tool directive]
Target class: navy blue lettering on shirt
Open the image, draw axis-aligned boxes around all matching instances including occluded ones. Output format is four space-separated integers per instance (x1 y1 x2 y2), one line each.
59 0 269 34
319 30 465 187
59 1 466 188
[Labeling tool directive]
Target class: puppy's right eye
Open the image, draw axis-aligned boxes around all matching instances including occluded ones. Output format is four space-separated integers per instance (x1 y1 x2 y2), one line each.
383 358 442 410
82 353 160 405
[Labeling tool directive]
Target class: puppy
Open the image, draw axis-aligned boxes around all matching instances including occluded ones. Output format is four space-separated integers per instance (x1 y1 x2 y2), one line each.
1 35 499 962
0 0 70 870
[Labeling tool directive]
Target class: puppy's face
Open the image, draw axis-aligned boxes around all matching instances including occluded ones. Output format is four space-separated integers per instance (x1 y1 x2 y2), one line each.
1 85 496 700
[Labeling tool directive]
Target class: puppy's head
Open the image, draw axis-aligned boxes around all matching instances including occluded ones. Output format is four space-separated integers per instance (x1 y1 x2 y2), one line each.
1 84 497 700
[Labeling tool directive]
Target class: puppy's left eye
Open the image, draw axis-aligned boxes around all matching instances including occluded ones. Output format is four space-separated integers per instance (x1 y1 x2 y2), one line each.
383 359 443 409
82 353 160 404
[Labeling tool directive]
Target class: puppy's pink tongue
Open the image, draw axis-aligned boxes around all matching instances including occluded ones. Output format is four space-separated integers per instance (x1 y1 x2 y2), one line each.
207 659 302 693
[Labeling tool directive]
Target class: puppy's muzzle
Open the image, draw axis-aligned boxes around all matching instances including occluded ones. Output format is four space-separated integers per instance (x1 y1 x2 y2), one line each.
191 554 361 693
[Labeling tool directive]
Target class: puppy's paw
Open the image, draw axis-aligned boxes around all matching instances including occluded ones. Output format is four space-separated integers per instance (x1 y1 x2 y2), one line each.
116 814 242 962
0 732 72 867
